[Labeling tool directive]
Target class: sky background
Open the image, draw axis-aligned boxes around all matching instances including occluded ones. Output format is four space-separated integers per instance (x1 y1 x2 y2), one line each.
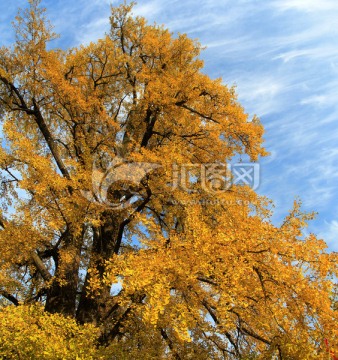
1 0 338 250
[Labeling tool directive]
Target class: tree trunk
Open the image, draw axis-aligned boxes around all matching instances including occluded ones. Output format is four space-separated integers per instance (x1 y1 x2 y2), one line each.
45 230 82 317
45 245 81 316
76 211 123 324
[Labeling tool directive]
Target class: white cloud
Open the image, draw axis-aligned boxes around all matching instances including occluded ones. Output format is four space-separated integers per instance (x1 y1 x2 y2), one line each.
133 1 162 18
273 0 338 12
300 95 327 106
318 220 338 250
274 49 316 63
233 75 289 117
274 46 338 63
76 17 110 45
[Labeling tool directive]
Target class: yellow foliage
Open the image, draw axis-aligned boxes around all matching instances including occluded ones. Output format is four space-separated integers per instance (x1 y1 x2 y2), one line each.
0 304 100 359
0 1 336 359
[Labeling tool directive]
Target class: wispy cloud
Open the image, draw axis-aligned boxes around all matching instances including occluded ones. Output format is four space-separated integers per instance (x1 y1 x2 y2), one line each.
273 0 338 13
234 75 288 117
0 0 30 45
318 220 338 250
133 1 163 18
76 17 110 45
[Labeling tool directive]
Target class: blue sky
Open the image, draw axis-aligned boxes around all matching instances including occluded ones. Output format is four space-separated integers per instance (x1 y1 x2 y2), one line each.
1 0 338 250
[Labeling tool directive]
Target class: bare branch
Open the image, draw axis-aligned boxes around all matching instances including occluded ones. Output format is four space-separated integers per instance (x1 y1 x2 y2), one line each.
0 290 19 306
30 251 52 282
160 329 182 360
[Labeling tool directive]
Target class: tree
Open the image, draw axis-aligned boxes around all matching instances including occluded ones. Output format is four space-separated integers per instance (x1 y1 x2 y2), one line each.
0 1 337 358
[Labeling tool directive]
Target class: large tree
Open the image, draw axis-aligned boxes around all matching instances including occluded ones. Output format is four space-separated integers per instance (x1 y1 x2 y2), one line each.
0 1 337 358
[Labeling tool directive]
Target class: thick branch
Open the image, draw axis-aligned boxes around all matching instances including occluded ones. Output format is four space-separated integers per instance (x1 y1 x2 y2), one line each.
0 215 6 229
30 251 52 281
197 276 218 286
160 329 182 360
0 76 35 115
0 290 19 306
32 98 71 180
140 107 157 148
240 325 271 346
202 300 239 355
0 76 71 181
0 218 48 285
99 307 132 345
113 186 152 254
175 101 219 124
253 266 270 303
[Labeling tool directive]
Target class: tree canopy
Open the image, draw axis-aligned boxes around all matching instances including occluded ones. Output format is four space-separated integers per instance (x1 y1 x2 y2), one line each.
0 1 337 358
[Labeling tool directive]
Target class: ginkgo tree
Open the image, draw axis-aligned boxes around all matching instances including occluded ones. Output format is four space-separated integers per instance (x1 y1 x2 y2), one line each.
0 1 337 359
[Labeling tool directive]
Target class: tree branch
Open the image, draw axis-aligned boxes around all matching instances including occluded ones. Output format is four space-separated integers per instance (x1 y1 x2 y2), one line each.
0 290 19 306
0 76 71 182
30 251 52 281
160 328 182 360
0 215 6 229
113 186 152 254
32 98 71 180
202 300 240 356
140 107 157 148
0 76 35 115
240 325 271 346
